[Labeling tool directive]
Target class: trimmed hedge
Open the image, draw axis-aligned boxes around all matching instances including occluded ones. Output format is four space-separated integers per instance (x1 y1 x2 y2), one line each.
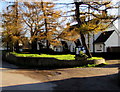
3 52 106 68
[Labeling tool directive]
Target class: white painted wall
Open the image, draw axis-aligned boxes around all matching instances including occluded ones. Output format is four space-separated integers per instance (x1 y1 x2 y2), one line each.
108 24 120 46
105 31 119 52
85 32 101 52
95 43 104 52
66 40 76 52
54 46 63 52
69 42 76 52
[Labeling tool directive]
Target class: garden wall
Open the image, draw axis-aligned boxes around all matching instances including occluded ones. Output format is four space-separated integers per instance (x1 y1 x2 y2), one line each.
4 52 105 68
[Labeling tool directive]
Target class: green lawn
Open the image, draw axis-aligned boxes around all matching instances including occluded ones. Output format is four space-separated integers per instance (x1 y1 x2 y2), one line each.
11 52 75 60
87 57 104 60
11 52 103 60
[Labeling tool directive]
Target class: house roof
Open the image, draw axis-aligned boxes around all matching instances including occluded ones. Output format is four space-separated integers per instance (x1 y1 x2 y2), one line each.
94 30 115 43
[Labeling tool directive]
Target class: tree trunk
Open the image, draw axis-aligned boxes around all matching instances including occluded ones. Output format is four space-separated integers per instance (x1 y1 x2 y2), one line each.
75 2 92 58
12 43 14 52
15 40 20 53
31 38 37 53
80 32 92 58
46 40 50 50
41 1 49 50
7 42 9 51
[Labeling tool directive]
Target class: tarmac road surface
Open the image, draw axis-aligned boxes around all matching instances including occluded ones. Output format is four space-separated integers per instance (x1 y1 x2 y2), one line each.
0 51 120 91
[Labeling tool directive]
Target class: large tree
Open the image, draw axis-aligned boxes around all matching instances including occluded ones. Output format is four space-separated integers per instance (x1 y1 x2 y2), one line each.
2 1 66 53
20 2 45 52
21 1 64 52
2 2 25 52
40 1 64 49
59 1 119 57
74 1 119 57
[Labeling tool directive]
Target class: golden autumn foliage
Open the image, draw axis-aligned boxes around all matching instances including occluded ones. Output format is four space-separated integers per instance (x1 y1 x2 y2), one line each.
17 1 66 49
60 1 117 42
2 2 25 51
2 1 119 52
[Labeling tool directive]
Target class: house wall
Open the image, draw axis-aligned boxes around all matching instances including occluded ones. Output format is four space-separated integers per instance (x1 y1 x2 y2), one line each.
70 43 76 52
85 33 101 52
105 31 119 52
95 43 104 52
53 46 63 52
112 25 120 46
66 41 76 52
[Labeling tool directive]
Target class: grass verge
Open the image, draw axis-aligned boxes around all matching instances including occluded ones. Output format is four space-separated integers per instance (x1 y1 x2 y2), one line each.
11 52 104 61
11 52 75 60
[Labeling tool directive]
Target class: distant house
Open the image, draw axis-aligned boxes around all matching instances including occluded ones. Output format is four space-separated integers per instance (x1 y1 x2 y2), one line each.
92 2 120 53
94 30 120 52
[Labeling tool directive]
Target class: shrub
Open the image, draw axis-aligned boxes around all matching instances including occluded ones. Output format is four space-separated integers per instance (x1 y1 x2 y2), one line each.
75 51 88 61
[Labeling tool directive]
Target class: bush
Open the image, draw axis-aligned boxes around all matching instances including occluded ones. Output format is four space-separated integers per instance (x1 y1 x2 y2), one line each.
75 51 88 61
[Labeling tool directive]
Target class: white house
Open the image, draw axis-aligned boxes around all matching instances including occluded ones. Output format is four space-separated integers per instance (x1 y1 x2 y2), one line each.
92 2 120 53
93 24 120 52
57 22 120 53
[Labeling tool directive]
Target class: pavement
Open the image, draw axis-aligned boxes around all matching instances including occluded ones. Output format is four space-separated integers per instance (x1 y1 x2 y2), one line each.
0 51 120 91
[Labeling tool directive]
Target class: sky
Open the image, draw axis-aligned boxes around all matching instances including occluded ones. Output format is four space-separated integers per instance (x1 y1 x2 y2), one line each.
0 0 119 31
0 0 119 14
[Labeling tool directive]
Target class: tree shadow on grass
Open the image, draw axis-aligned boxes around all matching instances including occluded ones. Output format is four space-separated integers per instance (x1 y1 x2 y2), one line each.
2 73 120 92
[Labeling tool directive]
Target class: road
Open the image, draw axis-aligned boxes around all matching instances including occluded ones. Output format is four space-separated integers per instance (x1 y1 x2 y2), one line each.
0 52 120 91
0 57 57 91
